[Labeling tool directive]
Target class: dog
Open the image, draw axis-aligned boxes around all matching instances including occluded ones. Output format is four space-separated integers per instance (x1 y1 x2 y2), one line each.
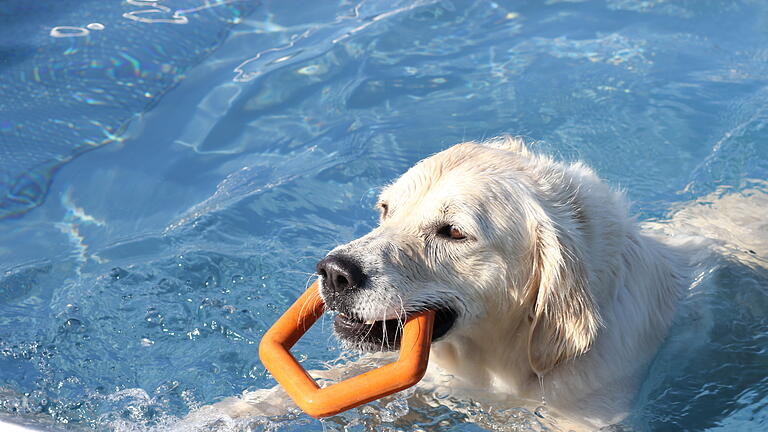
201 136 689 430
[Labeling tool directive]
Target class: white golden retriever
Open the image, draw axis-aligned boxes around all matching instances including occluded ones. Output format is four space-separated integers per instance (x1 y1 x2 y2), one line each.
207 137 689 430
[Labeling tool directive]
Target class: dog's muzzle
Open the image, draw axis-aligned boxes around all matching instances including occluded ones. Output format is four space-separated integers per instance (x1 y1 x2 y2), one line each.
316 253 458 351
316 254 366 312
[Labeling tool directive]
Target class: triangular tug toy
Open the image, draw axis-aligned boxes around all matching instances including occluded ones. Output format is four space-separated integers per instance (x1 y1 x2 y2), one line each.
258 281 435 418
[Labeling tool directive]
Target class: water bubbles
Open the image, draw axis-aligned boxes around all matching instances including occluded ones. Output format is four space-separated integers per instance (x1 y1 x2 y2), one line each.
50 26 90 38
110 267 127 280
144 309 162 326
123 0 188 25
50 23 105 38
63 318 83 331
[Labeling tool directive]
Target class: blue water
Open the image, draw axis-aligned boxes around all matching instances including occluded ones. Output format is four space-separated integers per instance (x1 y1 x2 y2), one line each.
1 0 766 430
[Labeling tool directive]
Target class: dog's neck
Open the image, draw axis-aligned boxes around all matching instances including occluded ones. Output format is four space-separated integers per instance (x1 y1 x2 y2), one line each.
429 234 682 427
430 303 536 391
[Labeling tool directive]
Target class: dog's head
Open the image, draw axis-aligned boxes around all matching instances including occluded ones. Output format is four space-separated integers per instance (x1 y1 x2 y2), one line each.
317 137 602 376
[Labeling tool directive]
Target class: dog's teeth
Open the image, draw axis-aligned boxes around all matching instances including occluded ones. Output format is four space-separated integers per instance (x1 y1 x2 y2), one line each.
364 320 375 325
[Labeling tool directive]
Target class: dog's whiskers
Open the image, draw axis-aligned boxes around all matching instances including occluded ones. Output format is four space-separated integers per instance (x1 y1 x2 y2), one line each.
380 308 389 352
396 294 407 337
304 273 318 290
297 284 323 329
361 311 378 341
297 290 313 327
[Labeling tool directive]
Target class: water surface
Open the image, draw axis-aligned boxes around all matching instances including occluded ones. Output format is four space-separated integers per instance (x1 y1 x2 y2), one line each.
1 1 766 431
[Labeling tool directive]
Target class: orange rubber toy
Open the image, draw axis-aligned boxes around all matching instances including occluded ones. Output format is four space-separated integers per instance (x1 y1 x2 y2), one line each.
258 281 435 418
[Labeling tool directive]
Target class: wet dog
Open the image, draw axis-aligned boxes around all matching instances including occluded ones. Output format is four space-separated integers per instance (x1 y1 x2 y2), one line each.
207 137 689 429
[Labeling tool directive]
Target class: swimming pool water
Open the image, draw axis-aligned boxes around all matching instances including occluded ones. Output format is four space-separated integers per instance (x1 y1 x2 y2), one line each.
1 1 766 431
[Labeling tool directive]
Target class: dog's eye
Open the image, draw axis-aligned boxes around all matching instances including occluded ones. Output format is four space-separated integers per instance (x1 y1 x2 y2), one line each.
437 225 466 240
378 202 389 218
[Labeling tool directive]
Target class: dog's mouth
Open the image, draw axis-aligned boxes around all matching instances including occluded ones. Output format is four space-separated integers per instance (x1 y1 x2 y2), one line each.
331 306 457 351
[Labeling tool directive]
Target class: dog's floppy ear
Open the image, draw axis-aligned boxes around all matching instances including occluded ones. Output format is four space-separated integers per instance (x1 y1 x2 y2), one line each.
525 218 601 376
483 135 530 156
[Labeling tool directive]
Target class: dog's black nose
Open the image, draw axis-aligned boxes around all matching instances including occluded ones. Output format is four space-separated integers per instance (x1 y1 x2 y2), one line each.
316 255 366 294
